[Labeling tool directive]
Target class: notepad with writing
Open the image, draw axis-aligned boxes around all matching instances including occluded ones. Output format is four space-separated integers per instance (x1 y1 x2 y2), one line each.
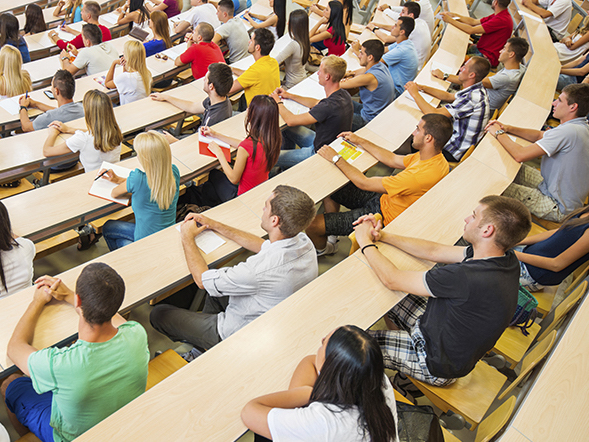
88 162 132 206
199 134 232 162
330 137 364 164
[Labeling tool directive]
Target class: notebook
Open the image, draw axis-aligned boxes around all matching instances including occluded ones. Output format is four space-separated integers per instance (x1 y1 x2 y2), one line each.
88 161 132 205
199 133 232 163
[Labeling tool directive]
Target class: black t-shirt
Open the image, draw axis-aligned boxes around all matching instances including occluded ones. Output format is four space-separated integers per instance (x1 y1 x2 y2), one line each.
309 88 353 152
420 246 519 378
202 97 233 127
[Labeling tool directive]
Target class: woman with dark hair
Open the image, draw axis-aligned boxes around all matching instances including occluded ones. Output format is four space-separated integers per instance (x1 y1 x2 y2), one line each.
274 9 310 88
0 14 31 63
309 1 346 56
0 202 35 299
516 205 589 291
243 0 286 40
242 325 399 442
116 0 150 28
310 0 353 36
183 95 282 207
23 4 47 35
146 0 181 18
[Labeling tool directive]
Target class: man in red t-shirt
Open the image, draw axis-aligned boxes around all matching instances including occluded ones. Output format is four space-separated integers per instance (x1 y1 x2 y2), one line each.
48 1 112 51
177 22 225 80
440 0 513 67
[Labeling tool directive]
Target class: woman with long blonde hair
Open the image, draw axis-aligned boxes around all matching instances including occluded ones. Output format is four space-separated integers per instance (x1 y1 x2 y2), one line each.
101 131 180 250
0 45 32 98
105 40 152 105
43 89 124 172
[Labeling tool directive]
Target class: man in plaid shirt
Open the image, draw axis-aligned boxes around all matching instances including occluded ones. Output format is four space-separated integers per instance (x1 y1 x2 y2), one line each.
405 56 491 162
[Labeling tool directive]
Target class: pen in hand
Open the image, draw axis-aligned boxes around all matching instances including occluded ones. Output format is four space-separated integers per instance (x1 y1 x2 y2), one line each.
94 169 111 181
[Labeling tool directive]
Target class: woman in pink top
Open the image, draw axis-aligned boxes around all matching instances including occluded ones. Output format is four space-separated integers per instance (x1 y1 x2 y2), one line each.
309 1 346 56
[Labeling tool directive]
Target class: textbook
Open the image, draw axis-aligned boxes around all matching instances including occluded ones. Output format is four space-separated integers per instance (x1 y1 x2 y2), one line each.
199 133 232 162
88 161 132 206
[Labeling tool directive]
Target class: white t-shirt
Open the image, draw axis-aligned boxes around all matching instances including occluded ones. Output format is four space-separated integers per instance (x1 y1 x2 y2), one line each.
539 0 572 39
190 3 221 29
554 34 589 64
66 130 121 172
73 42 119 76
267 376 399 442
387 0 434 33
114 71 148 105
0 237 35 299
409 18 431 69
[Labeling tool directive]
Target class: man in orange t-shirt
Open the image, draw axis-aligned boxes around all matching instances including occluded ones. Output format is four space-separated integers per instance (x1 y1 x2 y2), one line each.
307 113 453 256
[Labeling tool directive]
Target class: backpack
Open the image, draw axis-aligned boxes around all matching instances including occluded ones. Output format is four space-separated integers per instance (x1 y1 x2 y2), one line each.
509 286 539 336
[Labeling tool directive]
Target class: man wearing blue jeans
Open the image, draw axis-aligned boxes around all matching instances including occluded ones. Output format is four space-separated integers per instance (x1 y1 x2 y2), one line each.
270 55 353 170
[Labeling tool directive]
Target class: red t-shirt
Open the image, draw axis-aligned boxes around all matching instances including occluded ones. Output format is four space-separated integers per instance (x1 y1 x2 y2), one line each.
237 138 269 196
179 41 225 80
324 26 346 56
477 9 513 67
57 24 112 50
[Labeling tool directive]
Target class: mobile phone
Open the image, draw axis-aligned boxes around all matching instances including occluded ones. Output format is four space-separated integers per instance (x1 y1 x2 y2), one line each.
44 90 56 100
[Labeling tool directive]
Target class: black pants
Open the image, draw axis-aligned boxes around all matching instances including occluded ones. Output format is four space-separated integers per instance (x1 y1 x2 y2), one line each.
179 169 238 208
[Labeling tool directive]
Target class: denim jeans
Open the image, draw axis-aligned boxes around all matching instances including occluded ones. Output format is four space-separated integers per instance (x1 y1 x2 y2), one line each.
275 126 316 170
352 101 367 131
102 220 135 251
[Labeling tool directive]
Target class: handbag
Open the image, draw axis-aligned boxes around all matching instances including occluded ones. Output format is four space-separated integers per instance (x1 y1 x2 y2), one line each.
509 285 538 336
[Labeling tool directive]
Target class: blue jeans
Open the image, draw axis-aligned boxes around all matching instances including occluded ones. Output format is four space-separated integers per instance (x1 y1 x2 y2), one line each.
102 220 135 251
275 126 316 170
352 101 367 131
557 74 577 91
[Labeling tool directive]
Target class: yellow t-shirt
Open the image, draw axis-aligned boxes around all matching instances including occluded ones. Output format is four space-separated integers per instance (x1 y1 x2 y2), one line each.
237 55 280 105
380 152 449 225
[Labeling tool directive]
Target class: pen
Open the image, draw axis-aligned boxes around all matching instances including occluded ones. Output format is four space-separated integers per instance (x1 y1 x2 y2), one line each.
94 169 111 181
25 92 28 99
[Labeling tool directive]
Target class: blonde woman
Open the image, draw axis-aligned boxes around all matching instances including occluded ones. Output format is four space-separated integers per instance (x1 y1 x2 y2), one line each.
53 0 84 22
105 40 152 105
101 131 180 250
43 90 123 172
0 45 32 98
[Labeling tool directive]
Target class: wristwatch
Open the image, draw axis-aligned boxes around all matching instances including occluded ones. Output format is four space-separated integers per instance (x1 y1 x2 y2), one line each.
372 26 380 32
495 129 506 137
443 72 449 81
332 154 342 165
19 106 27 112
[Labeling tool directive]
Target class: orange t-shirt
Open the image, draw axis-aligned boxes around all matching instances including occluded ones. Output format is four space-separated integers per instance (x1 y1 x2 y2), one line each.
380 152 449 225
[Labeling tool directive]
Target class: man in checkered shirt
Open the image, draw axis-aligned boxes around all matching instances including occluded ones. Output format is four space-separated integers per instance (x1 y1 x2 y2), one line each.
405 56 491 162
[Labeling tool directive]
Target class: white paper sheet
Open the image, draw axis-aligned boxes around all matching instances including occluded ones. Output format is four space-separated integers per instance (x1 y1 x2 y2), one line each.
88 161 132 205
0 96 22 115
175 224 226 254
161 43 187 60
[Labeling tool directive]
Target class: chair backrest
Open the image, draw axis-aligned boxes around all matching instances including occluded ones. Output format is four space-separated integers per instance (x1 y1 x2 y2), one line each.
448 145 475 170
348 213 383 255
537 280 587 343
497 94 512 118
497 331 557 401
474 396 516 442
567 13 583 35
563 261 589 298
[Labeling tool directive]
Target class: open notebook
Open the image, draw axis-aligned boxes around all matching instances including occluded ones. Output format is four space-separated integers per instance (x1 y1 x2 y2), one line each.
88 161 132 206
199 133 232 162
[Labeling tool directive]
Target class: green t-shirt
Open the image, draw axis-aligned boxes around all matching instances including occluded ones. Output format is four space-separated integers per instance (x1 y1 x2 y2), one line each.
28 321 149 442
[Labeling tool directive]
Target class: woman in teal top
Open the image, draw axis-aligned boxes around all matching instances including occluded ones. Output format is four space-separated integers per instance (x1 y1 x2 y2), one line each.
101 131 180 251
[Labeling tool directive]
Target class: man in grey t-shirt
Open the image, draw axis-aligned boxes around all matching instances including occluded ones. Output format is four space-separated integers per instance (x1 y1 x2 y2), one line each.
486 84 589 222
19 70 84 132
212 0 249 63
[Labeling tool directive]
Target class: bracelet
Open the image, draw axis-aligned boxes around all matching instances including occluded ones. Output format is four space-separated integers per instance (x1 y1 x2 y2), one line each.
19 106 27 112
277 101 284 105
361 244 378 255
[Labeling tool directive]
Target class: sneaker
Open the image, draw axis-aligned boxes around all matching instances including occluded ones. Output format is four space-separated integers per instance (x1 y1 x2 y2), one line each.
180 347 203 362
391 372 424 402
316 236 339 257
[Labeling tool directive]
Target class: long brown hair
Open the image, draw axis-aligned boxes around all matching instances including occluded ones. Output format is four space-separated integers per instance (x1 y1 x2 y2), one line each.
83 90 123 153
559 205 589 231
0 201 19 293
288 9 310 65
150 11 172 48
244 95 281 172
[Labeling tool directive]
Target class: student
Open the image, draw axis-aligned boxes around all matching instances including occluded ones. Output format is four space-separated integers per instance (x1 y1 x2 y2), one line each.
354 196 531 385
243 0 286 40
105 40 152 105
309 1 346 56
213 0 250 63
146 0 181 18
2 263 149 442
43 89 123 173
522 0 572 42
19 70 84 133
176 22 225 80
144 11 173 57
374 16 418 99
379 0 434 33
0 46 31 99
241 326 399 442
406 56 491 161
230 29 280 108
433 37 529 112
0 14 30 63
516 205 589 291
116 0 150 28
183 95 281 207
173 0 221 34
343 39 395 131
307 114 452 255
274 9 310 89
553 18 589 64
485 84 589 222
53 0 83 22
49 1 112 50
150 185 317 359
440 0 513 67
23 4 47 35
0 202 35 300
151 62 233 130
101 131 180 250
558 53 589 89
271 55 353 170
310 0 353 37
60 23 119 76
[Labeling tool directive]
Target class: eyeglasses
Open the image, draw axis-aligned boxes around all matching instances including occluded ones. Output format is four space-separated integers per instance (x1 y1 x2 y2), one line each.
155 53 168 61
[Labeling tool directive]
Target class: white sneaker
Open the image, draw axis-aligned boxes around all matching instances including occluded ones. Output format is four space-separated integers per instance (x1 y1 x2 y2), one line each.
180 347 203 362
317 236 339 256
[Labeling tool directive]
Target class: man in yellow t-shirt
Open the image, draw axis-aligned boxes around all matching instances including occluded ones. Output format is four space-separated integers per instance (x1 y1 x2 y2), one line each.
229 28 280 109
307 113 453 255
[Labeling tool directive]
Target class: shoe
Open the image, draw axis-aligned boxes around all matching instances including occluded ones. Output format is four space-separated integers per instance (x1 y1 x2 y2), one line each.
391 372 424 402
316 236 339 257
180 347 203 362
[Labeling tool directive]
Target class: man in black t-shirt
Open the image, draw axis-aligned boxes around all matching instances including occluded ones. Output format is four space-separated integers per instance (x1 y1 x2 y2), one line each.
354 195 531 385
270 55 353 171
